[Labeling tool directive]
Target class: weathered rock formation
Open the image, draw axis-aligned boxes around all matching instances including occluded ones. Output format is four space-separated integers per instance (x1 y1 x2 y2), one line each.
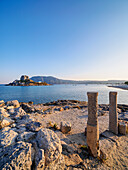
0 100 65 170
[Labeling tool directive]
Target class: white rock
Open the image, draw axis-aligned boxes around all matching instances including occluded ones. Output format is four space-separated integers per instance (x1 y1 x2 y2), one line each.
6 106 14 110
8 108 15 114
37 128 62 165
6 100 20 108
0 100 4 107
0 127 18 147
0 141 32 169
0 117 14 129
0 109 10 117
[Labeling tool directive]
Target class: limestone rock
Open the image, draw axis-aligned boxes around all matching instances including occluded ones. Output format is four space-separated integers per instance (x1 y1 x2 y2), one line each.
13 107 26 118
17 131 36 142
35 149 45 170
36 128 62 165
0 100 5 107
0 141 32 169
6 100 20 108
60 121 71 134
45 155 65 170
16 126 26 133
21 103 35 113
26 121 42 132
0 117 14 129
0 108 9 117
0 127 18 147
99 136 116 159
63 106 70 110
8 108 15 114
118 122 127 135
0 112 4 122
58 107 64 111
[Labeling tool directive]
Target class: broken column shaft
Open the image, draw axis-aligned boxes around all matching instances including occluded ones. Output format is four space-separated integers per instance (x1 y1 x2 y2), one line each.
87 92 99 157
109 92 118 135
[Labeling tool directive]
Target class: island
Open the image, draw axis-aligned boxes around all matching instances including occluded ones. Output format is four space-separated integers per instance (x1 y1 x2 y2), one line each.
6 75 50 86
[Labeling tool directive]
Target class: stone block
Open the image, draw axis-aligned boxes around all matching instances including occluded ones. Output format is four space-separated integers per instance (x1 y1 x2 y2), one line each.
109 92 118 135
118 122 127 135
60 121 71 134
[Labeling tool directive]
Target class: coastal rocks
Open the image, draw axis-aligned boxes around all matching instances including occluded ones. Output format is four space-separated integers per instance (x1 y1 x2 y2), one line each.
16 124 26 134
0 141 32 170
0 108 10 117
21 103 35 113
13 107 26 118
35 149 45 170
36 128 65 168
26 121 42 132
0 117 14 129
60 121 71 134
17 131 36 142
6 100 20 108
0 100 5 107
0 127 18 147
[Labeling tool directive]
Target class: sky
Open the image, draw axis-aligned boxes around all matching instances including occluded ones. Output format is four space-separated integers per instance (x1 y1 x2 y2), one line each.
0 0 128 83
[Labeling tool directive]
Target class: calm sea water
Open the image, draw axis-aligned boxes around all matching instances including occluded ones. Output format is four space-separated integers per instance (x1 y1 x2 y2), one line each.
0 84 128 104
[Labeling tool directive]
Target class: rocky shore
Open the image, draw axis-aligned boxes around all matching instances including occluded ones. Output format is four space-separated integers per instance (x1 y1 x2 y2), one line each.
0 99 128 169
108 85 128 90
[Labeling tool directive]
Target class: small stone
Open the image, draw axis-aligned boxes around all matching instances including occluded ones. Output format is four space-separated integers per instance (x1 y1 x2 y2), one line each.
10 123 16 128
118 122 127 135
26 121 42 132
58 107 64 111
0 127 18 147
35 149 45 170
8 108 15 114
21 103 34 113
100 149 108 160
16 127 26 134
60 121 71 134
0 100 5 107
6 100 20 108
63 106 70 110
0 117 14 129
6 106 14 110
17 131 35 142
36 128 62 165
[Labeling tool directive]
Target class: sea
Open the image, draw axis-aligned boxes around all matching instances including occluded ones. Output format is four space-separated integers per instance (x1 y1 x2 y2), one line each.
0 84 128 104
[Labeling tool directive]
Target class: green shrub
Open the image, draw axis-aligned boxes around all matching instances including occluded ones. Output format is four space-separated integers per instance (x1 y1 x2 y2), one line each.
125 81 128 85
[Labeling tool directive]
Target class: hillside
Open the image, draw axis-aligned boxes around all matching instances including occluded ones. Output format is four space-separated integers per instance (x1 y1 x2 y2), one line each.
30 76 126 85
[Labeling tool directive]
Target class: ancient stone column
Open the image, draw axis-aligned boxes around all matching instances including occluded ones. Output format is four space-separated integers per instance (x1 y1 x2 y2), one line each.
109 92 118 135
87 92 99 157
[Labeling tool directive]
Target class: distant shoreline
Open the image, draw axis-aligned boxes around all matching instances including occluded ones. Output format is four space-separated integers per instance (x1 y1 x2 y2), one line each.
108 85 128 90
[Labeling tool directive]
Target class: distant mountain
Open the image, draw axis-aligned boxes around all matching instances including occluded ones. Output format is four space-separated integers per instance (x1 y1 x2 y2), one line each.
30 76 126 85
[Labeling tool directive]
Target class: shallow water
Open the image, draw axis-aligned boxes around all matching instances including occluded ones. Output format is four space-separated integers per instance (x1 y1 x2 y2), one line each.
0 84 128 104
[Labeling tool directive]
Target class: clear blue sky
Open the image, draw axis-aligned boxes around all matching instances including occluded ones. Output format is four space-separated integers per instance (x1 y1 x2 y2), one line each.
0 0 128 83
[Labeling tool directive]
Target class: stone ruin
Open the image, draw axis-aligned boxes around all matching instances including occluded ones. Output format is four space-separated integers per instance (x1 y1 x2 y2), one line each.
86 91 127 157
